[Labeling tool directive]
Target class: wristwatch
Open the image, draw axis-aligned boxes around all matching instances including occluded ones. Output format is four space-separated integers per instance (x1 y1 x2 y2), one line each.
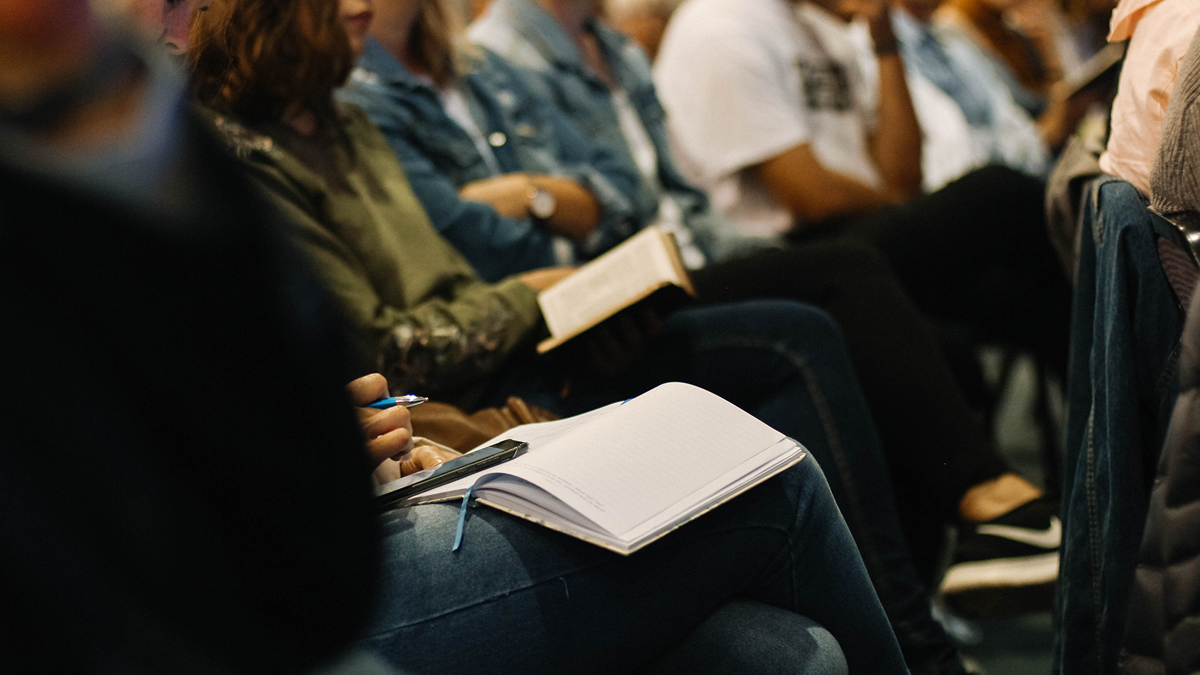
528 183 557 221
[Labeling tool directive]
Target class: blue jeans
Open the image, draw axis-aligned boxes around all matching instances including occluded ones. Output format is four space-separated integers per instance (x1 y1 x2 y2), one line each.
361 452 897 675
379 300 937 672
1054 178 1185 675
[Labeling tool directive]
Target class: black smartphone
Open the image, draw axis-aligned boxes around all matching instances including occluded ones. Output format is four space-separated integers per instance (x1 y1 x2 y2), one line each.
374 439 529 510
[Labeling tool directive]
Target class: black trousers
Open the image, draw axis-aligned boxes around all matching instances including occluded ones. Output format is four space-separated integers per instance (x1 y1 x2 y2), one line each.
694 165 1066 579
693 242 1007 579
806 165 1071 376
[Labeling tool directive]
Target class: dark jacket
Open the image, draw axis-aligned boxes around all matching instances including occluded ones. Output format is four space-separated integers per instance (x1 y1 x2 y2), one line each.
1119 277 1200 675
0 111 380 674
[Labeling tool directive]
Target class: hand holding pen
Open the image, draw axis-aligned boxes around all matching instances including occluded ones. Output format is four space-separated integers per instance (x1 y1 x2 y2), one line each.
345 374 421 468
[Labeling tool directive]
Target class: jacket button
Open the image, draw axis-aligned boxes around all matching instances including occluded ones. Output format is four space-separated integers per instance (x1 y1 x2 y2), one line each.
488 132 507 147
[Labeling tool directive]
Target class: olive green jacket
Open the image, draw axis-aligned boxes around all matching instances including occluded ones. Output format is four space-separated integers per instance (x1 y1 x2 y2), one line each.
205 104 542 395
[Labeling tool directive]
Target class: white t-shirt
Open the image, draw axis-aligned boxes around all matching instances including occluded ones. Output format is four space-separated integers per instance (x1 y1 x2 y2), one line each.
439 85 504 177
654 0 882 237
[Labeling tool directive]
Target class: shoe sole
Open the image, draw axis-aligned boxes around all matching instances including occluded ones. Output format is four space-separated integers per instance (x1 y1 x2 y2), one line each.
940 551 1058 593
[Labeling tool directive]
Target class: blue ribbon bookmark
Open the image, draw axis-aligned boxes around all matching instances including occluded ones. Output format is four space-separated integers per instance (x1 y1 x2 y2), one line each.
452 484 477 552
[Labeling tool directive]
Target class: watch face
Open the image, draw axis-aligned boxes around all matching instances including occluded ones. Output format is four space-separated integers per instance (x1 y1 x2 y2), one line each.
530 187 557 220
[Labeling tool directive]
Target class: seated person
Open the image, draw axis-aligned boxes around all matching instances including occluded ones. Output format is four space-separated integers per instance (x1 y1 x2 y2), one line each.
1120 55 1200 650
475 0 1070 378
934 0 1069 114
649 0 1071 372
1056 6 1200 672
1098 0 1200 198
471 0 1061 629
887 0 1076 186
355 0 646 280
339 6 645 282
0 0 387 671
180 1 919 672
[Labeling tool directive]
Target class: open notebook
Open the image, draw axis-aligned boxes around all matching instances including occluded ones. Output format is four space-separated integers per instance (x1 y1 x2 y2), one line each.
381 382 807 555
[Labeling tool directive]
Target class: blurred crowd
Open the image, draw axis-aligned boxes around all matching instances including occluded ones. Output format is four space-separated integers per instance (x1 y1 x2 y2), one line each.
4 0 1200 674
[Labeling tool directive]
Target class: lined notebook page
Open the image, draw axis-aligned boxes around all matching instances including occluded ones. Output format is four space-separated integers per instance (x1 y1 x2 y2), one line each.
495 382 784 537
466 403 621 454
403 404 625 501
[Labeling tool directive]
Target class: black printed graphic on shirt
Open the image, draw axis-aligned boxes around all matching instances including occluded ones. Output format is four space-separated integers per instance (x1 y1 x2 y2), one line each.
798 60 853 112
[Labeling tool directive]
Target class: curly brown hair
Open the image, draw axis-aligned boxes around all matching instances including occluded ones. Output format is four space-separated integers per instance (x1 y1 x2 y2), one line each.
187 0 355 125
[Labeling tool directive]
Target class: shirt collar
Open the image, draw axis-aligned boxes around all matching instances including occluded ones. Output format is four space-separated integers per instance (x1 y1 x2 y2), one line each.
1108 0 1164 42
355 37 432 91
502 0 645 95
494 0 587 70
891 6 929 45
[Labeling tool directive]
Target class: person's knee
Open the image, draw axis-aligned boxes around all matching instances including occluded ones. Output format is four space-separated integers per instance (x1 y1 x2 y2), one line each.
732 299 842 339
752 300 848 359
647 600 848 675
665 300 846 353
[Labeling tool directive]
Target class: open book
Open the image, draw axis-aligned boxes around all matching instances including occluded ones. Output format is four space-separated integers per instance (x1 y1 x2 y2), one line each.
381 382 807 555
537 226 696 353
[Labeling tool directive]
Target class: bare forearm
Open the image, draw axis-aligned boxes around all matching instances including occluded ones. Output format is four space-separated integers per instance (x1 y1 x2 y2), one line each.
865 7 921 197
871 53 923 196
458 173 600 239
785 173 899 226
531 175 600 238
757 144 903 226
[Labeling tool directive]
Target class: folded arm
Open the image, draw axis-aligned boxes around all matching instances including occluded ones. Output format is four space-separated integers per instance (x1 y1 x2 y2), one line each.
458 172 600 238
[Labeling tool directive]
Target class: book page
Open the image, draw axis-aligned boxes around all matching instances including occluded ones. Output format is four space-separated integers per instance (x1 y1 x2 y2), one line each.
538 227 683 339
465 402 622 453
394 403 625 503
488 382 786 538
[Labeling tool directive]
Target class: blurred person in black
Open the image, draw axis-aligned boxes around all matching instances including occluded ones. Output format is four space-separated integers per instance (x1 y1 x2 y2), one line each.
0 1 404 671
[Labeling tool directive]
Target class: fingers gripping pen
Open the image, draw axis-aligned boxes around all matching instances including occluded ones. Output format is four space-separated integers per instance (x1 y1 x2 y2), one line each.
366 395 428 409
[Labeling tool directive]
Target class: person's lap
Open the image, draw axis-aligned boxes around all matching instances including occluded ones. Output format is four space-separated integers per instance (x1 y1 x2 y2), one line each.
489 300 873 450
471 299 954 671
691 242 1008 586
641 600 848 675
359 454 905 675
691 242 1006 507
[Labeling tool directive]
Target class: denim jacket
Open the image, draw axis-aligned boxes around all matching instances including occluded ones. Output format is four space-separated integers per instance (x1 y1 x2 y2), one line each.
338 38 638 282
470 0 773 263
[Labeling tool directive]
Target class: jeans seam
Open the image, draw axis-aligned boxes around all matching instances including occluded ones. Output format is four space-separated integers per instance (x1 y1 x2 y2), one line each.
1085 399 1104 671
689 337 898 611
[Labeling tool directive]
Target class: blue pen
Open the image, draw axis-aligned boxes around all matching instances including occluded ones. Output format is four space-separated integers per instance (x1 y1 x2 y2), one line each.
366 395 429 409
